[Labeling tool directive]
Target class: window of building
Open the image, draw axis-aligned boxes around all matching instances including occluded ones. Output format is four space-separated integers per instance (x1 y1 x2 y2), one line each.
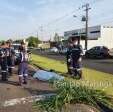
90 30 100 33
72 33 78 35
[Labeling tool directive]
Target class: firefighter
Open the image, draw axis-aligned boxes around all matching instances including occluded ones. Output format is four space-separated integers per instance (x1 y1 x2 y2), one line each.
71 36 83 79
6 41 15 76
0 42 8 81
66 39 73 74
18 41 29 85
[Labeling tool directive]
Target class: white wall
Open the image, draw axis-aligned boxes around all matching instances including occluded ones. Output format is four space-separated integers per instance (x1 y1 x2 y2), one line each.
80 26 113 49
64 25 113 50
101 26 113 49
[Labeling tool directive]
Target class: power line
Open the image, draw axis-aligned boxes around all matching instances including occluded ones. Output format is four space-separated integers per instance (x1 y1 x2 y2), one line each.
23 0 105 38
44 9 81 27
43 0 104 27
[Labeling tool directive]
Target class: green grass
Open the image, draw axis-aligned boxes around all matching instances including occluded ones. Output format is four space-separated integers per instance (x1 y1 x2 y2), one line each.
31 54 113 95
36 80 113 112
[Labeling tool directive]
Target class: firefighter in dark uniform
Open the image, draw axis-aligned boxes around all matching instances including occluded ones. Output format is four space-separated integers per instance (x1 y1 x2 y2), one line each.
0 42 8 81
6 41 15 76
66 39 73 74
18 41 29 85
66 36 83 79
71 36 83 79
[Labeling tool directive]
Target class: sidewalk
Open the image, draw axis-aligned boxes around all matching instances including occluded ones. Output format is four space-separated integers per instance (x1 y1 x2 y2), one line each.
0 65 54 112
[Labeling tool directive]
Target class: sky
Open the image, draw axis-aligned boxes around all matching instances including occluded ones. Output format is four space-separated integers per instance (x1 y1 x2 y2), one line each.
0 0 113 41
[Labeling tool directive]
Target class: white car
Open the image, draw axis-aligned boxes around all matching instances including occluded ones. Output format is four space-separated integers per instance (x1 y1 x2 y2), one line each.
59 48 67 54
50 47 59 53
12 44 21 54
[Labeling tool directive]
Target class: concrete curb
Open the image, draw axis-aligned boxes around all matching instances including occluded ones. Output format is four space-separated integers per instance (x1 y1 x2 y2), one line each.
1 93 55 107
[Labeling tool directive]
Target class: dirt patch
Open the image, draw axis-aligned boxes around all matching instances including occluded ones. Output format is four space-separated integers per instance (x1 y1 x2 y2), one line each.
0 65 54 112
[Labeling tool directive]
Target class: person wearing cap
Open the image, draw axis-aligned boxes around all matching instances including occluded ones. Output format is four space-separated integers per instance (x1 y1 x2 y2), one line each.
18 41 29 85
67 36 83 79
6 41 15 76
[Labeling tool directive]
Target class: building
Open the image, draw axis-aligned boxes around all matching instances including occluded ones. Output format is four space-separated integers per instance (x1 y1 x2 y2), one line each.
64 25 113 50
38 41 50 49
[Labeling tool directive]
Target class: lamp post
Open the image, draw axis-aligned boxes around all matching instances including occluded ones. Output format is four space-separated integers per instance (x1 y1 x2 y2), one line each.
82 3 91 50
73 15 81 44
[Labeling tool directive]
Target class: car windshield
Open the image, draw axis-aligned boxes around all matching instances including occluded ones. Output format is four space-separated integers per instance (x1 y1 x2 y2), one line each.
13 45 20 50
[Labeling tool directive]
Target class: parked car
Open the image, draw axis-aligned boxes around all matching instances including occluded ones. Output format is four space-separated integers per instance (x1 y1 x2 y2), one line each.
12 44 31 64
59 48 67 54
85 46 110 59
50 47 59 53
12 44 21 64
109 48 113 58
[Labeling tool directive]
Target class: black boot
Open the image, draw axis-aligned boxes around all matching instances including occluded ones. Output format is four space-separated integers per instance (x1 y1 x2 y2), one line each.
23 76 27 84
1 72 8 81
8 67 12 76
74 69 82 79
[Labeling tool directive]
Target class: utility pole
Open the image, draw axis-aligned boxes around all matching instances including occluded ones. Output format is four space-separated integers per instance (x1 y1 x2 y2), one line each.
39 26 43 43
37 32 38 38
82 3 91 50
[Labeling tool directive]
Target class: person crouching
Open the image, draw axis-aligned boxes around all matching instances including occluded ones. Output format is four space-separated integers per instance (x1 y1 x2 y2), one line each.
18 42 29 85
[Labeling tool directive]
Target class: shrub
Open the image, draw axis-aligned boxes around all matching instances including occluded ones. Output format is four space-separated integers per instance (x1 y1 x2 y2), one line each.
35 80 113 112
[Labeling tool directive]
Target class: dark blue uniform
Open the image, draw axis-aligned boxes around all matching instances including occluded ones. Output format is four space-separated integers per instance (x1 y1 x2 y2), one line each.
6 47 15 75
66 46 73 74
18 50 29 85
0 48 8 81
71 45 83 67
67 44 83 78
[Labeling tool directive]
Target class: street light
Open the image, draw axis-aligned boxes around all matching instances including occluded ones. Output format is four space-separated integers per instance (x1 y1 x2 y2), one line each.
73 15 81 44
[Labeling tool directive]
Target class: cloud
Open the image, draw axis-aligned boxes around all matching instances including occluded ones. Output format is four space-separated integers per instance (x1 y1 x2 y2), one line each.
0 0 113 41
36 0 48 6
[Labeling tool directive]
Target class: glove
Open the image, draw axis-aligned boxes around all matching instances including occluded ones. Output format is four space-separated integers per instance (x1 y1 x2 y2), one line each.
68 59 71 62
78 57 82 63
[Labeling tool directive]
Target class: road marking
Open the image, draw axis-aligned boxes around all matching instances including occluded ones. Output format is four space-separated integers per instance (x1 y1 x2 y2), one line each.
1 94 55 107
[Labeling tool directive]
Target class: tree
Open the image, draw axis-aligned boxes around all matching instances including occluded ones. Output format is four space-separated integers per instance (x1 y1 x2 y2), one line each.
26 36 40 47
13 39 23 43
0 40 5 45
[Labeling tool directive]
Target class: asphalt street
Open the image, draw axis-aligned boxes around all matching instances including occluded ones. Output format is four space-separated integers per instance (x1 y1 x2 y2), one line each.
33 50 113 75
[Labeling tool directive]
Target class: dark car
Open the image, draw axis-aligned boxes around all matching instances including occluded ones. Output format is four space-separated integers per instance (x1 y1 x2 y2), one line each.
12 44 21 64
85 46 110 59
12 44 31 64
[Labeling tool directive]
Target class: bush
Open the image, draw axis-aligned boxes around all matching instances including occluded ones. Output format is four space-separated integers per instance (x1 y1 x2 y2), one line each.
34 80 113 112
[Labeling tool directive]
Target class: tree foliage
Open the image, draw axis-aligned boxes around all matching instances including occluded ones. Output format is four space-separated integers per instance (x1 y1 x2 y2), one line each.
27 36 40 47
13 39 23 43
35 80 113 112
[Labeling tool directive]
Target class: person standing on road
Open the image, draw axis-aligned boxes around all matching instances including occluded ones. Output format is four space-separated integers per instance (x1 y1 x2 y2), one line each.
6 41 15 76
18 41 29 85
0 42 8 81
66 39 73 74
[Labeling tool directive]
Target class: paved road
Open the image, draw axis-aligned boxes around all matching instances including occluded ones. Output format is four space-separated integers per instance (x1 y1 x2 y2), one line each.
33 50 113 75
